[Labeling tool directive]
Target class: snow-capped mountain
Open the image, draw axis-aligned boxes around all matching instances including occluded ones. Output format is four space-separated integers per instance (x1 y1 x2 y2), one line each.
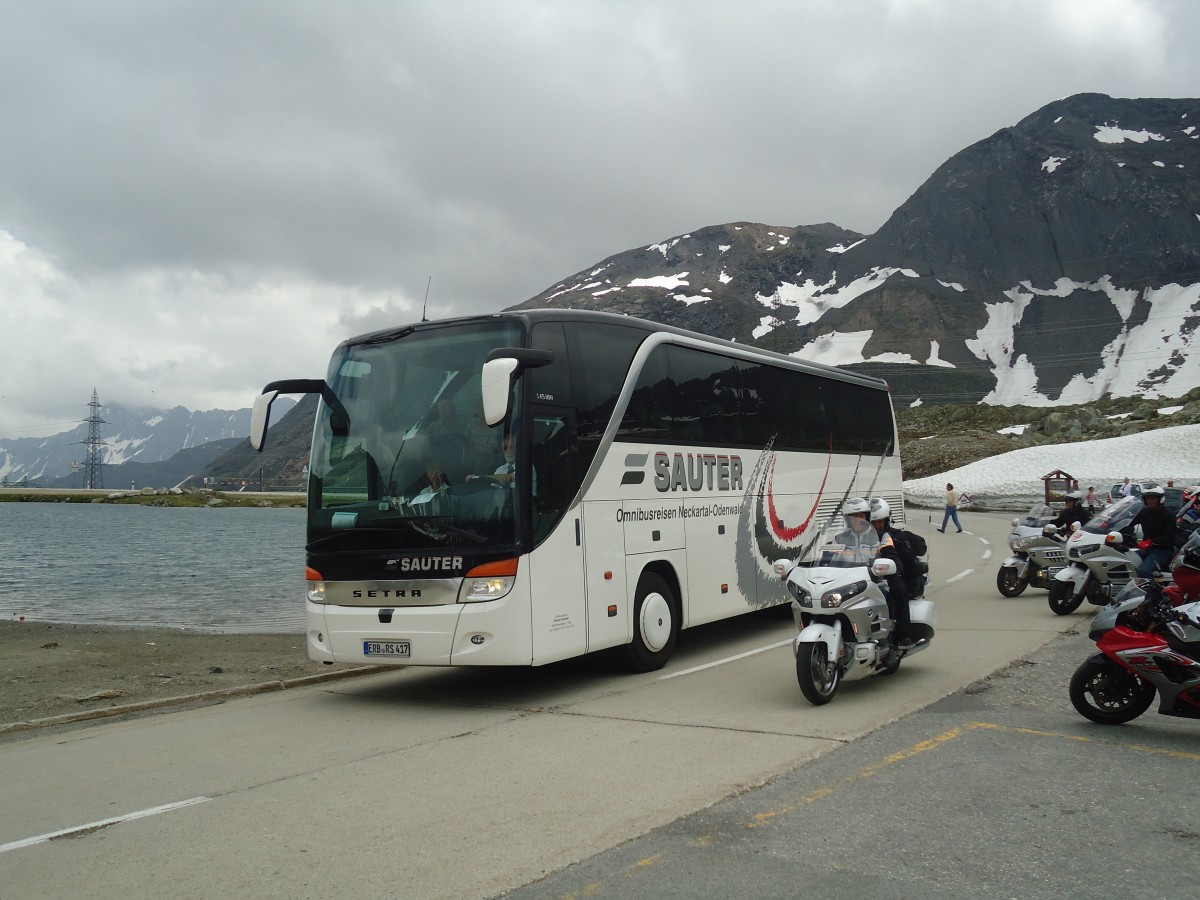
0 399 293 485
512 93 1200 408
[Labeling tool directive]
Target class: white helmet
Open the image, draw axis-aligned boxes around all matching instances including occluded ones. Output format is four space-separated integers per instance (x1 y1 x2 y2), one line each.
1142 484 1165 498
843 497 870 517
1064 490 1082 501
869 497 891 522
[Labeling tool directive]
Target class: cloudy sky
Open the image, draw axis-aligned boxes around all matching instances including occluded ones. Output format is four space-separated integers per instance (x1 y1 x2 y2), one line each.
3 0 1199 437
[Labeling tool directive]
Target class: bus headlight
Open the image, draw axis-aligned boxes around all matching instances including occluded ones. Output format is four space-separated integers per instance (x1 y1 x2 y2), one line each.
460 558 519 603
462 575 515 602
306 567 326 604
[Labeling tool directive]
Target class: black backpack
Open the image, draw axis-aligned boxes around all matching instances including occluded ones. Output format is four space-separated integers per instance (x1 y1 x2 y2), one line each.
891 528 928 575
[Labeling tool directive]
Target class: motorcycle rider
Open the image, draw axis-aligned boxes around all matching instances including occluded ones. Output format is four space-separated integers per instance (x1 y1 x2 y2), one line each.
1048 490 1090 532
1128 484 1176 577
830 497 884 563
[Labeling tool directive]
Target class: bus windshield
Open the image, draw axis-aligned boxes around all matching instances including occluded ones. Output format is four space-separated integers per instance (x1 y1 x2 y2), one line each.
308 320 525 550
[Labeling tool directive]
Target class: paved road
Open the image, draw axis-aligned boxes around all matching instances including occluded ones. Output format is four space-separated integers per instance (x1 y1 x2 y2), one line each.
0 512 1113 898
500 626 1200 899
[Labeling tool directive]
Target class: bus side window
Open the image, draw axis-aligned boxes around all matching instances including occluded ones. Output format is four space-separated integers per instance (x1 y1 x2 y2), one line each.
618 345 676 442
531 413 572 544
565 322 646 475
667 346 742 445
529 322 571 405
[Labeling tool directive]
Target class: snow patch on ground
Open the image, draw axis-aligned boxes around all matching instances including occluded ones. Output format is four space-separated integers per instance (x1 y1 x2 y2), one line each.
1093 124 1166 144
629 273 690 290
904 424 1200 508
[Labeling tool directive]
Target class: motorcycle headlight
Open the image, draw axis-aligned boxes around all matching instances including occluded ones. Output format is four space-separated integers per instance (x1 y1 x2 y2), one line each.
820 580 867 608
788 581 812 607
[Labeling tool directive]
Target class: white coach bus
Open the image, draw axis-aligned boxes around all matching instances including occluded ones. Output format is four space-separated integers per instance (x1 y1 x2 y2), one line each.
251 309 903 671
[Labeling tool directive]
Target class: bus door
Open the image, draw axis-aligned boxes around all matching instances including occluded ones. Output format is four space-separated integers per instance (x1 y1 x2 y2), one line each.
525 407 589 664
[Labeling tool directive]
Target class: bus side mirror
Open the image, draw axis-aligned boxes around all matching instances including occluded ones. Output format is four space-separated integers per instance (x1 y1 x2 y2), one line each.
250 378 348 452
250 391 279 451
481 358 520 427
480 348 554 426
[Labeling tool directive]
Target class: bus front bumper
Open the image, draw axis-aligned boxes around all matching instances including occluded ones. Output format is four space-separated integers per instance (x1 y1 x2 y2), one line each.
304 596 533 666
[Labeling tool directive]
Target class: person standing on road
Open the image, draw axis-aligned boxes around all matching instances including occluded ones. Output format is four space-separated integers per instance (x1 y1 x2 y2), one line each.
1084 486 1099 516
1120 477 1134 498
937 483 962 533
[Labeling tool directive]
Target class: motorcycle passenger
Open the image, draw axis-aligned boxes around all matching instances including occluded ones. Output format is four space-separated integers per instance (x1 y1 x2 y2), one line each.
1048 490 1090 532
1128 484 1176 577
870 498 928 601
1178 485 1200 531
854 497 916 651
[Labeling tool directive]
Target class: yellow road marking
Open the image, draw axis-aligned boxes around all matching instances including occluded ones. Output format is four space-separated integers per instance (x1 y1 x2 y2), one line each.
554 719 1199 896
748 720 1200 828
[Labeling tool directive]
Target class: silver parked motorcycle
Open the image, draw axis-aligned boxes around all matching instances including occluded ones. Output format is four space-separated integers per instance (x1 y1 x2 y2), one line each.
775 526 936 705
997 504 1067 597
1049 496 1170 615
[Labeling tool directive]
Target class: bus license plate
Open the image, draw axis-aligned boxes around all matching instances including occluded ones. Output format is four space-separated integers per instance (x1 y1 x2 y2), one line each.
364 640 411 658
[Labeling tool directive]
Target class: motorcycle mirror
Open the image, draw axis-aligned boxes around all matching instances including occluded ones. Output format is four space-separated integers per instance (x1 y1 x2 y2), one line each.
1011 517 1020 527
1070 521 1081 532
772 559 792 578
1106 532 1123 546
871 558 898 577
1042 524 1057 536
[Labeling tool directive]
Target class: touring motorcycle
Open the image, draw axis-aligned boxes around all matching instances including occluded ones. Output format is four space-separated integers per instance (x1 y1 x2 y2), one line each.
775 527 936 705
997 504 1067 597
1048 496 1169 615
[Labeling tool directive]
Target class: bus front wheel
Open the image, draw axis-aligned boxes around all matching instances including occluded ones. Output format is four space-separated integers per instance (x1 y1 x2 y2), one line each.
625 572 679 672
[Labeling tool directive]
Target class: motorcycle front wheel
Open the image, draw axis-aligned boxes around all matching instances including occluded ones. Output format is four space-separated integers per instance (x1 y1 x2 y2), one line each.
996 566 1029 597
1069 658 1155 724
796 642 841 705
1048 580 1086 615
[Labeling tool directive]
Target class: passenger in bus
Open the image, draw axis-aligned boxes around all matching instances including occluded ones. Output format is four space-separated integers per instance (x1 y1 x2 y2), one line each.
426 396 462 434
467 434 537 495
411 463 450 503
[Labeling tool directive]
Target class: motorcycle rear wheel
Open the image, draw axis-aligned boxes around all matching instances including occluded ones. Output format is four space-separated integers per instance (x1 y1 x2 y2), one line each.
1069 658 1155 724
1048 580 1085 615
796 642 841 705
996 567 1029 597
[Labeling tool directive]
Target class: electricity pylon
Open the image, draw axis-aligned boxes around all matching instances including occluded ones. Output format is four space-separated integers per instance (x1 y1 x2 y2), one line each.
81 388 107 489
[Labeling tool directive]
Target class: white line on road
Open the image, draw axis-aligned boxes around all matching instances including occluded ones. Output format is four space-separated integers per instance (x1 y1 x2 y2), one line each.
947 569 975 584
983 550 993 560
659 638 793 680
0 797 210 855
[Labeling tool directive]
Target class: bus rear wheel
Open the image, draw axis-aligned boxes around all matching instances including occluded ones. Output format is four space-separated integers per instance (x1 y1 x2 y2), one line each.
624 572 678 672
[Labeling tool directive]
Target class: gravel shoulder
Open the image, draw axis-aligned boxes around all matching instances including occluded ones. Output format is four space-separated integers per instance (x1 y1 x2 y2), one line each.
1 620 331 728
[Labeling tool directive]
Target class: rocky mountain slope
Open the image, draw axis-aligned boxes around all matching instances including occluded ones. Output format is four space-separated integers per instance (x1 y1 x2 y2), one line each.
513 93 1200 409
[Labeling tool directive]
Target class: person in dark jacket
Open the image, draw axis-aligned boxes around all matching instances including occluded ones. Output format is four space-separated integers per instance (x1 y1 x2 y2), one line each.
1128 485 1176 576
1049 491 1091 532
868 498 918 650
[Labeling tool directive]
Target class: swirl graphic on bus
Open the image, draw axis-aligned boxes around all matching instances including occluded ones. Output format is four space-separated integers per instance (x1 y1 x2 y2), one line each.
734 435 885 609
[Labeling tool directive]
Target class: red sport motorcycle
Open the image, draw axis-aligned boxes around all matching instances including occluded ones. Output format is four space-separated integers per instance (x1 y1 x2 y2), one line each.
1069 531 1200 724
